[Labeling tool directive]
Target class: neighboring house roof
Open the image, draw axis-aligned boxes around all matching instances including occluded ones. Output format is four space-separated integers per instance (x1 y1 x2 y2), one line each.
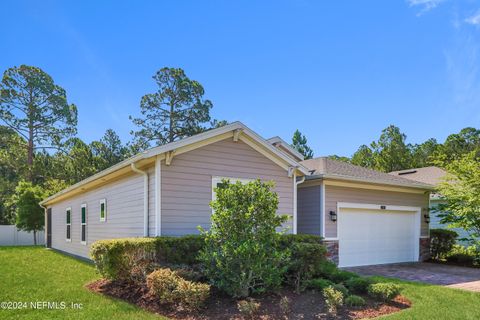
389 166 447 186
41 122 310 206
301 157 434 190
389 166 447 199
267 136 305 161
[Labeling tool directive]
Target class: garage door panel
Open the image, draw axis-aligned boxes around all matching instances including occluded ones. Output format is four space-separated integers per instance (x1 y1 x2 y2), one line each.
338 208 418 267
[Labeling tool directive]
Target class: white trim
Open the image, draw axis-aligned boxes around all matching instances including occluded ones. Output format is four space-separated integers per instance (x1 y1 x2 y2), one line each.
131 162 149 237
420 236 430 239
318 175 433 192
324 237 339 241
267 136 305 161
99 199 107 222
337 202 422 212
336 202 421 266
80 203 87 245
155 156 162 236
321 180 326 238
293 172 297 234
211 176 253 203
66 207 72 242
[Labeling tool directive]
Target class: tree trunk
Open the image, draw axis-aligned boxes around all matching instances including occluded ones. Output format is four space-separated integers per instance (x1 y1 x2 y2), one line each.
169 103 174 143
27 95 34 182
33 230 37 245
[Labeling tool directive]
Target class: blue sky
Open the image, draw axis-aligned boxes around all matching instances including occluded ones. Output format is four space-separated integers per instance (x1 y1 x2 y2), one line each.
1 0 479 157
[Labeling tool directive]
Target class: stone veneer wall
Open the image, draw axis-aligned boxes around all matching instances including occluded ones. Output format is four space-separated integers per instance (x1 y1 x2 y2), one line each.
323 240 339 265
419 237 431 261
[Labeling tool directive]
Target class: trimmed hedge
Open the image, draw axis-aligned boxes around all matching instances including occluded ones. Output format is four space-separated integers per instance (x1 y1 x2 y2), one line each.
90 234 329 285
430 229 458 260
90 235 204 281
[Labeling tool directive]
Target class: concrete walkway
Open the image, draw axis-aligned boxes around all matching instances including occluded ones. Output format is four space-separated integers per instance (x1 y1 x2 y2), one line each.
346 262 480 292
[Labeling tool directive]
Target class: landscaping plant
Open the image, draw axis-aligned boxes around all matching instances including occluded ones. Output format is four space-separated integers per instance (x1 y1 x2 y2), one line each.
345 277 375 294
368 283 402 302
237 299 261 319
430 229 458 260
345 295 366 307
199 179 289 297
323 285 344 315
278 296 291 315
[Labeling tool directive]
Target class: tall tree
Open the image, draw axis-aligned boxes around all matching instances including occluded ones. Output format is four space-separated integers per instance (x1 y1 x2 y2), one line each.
14 181 46 245
130 67 213 148
291 129 314 159
410 138 439 168
91 129 127 170
370 125 411 172
351 144 375 168
0 65 77 181
436 152 480 244
434 127 480 164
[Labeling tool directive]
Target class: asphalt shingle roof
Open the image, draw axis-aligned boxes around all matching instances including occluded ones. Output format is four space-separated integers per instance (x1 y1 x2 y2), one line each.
389 166 447 186
301 157 434 189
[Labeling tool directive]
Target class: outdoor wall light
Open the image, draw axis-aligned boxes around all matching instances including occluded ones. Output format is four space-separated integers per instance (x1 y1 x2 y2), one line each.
424 214 430 224
329 210 337 222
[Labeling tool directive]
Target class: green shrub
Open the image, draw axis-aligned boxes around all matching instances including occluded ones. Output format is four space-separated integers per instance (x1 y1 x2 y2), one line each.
306 278 334 291
237 299 261 319
323 286 343 315
171 265 205 282
91 238 157 281
332 283 349 296
430 229 458 260
368 283 401 302
345 295 366 307
199 179 289 297
445 245 480 266
174 279 211 311
329 270 359 284
90 235 204 281
278 234 327 293
345 277 374 294
316 260 338 279
146 268 180 303
146 268 210 311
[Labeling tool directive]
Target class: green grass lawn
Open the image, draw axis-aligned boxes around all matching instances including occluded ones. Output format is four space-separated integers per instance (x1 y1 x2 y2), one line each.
1 246 479 319
0 246 163 320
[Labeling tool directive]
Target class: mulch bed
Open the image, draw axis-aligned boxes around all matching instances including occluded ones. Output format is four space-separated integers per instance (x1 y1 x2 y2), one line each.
87 279 411 319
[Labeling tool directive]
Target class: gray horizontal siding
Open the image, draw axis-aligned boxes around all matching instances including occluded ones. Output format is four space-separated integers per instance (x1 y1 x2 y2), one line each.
297 185 321 235
161 138 294 236
49 172 147 258
325 185 430 238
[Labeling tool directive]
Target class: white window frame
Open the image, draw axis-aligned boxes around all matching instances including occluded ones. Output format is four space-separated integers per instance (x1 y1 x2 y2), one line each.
66 207 72 242
211 176 254 202
80 203 87 245
99 199 107 222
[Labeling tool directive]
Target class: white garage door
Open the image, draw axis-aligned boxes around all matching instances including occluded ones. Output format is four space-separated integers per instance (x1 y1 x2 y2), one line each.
338 207 419 267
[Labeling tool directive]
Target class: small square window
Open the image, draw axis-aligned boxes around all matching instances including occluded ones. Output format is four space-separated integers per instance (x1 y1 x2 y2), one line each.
99 199 107 222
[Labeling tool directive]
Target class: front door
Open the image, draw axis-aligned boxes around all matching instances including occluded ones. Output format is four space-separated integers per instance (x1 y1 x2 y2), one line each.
46 208 52 248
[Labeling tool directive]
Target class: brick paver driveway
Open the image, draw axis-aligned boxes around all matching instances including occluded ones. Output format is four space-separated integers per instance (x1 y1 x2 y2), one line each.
346 262 480 292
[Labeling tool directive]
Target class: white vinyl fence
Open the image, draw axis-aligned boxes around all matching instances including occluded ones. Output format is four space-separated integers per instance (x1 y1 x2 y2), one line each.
0 225 45 246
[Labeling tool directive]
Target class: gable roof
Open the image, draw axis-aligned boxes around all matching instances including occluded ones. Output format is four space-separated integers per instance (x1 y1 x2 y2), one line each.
301 157 434 190
389 166 447 186
41 121 309 206
267 136 305 161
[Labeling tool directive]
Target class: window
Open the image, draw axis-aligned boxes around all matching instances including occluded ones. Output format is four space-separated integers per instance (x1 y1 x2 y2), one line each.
99 199 107 222
66 207 71 242
81 204 87 245
211 176 253 202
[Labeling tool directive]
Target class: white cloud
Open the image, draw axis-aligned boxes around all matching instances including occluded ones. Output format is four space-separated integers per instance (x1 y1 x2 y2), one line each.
465 11 480 25
407 0 445 15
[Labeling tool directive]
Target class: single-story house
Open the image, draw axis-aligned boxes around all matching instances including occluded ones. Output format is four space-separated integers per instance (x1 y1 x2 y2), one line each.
390 166 472 245
41 122 434 267
298 158 433 267
41 122 310 259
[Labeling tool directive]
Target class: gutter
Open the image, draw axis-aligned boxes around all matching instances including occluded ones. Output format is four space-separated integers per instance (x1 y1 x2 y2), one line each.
131 162 149 237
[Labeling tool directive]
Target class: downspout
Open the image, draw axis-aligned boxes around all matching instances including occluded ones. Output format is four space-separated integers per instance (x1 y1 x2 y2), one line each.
39 204 47 247
131 162 149 237
293 171 306 235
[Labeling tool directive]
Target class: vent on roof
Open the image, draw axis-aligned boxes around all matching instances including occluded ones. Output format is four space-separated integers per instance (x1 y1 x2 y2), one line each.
398 170 417 175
